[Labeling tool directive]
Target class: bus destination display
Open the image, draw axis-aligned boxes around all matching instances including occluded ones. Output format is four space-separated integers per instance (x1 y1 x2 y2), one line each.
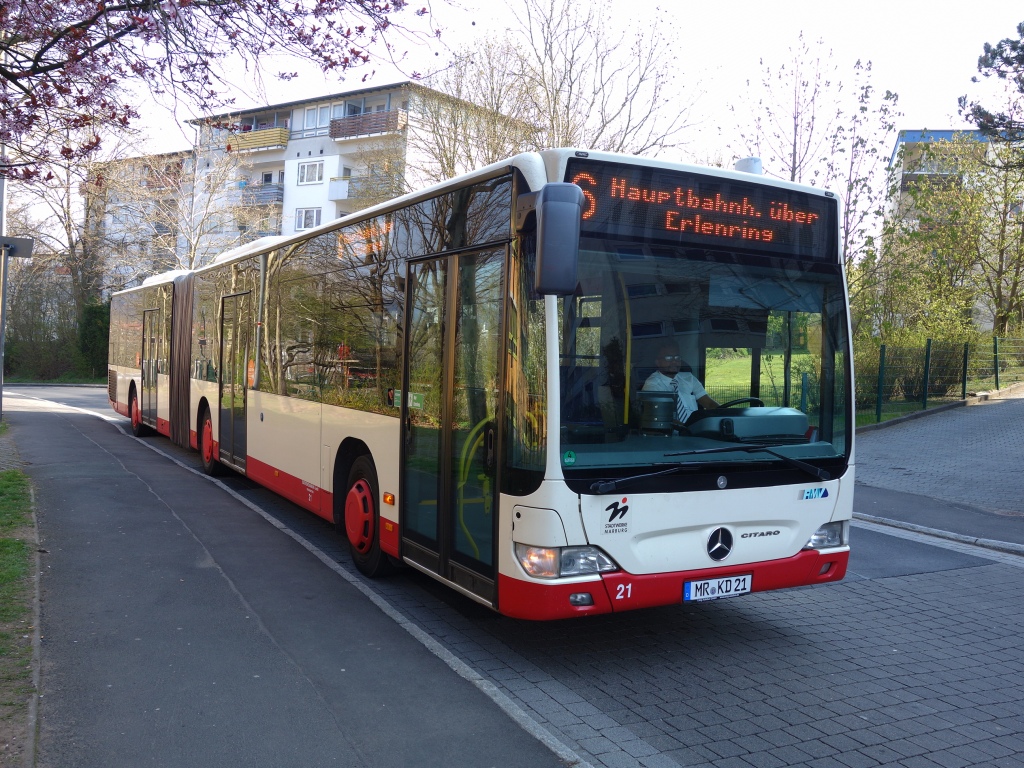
565 159 837 262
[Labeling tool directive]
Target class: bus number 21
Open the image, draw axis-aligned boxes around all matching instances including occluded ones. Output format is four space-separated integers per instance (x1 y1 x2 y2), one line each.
615 583 632 600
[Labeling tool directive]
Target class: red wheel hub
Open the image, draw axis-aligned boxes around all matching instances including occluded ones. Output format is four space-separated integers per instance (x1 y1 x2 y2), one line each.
202 417 215 464
131 398 140 428
345 479 374 554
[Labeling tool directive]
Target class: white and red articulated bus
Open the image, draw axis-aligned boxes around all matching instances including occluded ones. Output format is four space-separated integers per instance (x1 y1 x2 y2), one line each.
108 149 853 620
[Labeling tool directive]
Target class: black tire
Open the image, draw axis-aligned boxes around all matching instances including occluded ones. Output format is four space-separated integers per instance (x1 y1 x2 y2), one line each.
339 455 393 577
129 389 150 437
198 406 224 476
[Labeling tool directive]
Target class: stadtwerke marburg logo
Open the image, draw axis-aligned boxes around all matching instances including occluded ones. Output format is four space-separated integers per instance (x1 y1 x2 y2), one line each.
604 498 628 534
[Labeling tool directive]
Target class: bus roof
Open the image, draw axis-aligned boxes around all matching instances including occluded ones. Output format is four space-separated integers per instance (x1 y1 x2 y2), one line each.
139 269 192 287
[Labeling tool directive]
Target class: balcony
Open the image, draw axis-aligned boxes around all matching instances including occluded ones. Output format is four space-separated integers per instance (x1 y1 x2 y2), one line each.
329 110 407 140
239 182 284 206
329 176 355 201
229 127 289 152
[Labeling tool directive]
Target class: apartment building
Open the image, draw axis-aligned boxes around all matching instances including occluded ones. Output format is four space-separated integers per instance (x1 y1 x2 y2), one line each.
88 81 457 275
888 129 989 214
198 81 419 238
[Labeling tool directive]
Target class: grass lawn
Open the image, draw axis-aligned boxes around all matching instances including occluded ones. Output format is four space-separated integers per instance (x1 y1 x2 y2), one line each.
2 376 105 386
704 352 813 405
0 425 35 764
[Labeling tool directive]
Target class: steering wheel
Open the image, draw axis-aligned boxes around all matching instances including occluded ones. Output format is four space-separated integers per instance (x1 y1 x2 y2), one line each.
718 397 764 408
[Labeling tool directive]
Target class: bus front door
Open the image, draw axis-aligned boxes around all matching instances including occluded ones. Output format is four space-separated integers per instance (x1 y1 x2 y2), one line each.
141 308 159 428
401 249 504 606
219 293 250 470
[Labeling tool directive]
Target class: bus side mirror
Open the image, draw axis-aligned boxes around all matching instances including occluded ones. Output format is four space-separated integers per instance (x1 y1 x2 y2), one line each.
517 183 583 296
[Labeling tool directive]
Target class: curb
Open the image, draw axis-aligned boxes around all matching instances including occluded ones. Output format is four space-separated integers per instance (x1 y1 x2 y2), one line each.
2 383 105 388
856 400 965 433
856 380 1024 434
853 512 1024 557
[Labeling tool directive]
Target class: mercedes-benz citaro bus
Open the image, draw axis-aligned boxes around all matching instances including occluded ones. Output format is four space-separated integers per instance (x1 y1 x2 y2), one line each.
108 149 853 620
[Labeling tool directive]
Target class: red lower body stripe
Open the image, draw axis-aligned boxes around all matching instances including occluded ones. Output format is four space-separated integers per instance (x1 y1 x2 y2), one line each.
247 456 330 520
497 549 849 620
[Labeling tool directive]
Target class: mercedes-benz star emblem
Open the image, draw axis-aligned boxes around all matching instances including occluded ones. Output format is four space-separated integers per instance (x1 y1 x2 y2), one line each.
707 527 733 561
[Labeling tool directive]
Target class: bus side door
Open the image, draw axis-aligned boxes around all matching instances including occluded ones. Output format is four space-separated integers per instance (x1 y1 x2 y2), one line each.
401 248 504 605
219 292 250 470
141 308 159 428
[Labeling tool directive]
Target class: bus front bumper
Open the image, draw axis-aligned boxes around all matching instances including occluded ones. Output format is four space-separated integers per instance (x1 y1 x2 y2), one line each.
496 547 849 620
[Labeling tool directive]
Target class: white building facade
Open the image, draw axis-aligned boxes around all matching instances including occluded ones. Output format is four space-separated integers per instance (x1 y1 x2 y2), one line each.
196 82 419 240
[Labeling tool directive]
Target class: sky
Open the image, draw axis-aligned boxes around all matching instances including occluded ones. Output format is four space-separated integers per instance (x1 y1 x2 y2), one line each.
141 0 1024 167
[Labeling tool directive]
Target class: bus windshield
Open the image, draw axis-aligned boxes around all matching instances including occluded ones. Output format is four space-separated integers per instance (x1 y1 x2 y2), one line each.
556 239 851 486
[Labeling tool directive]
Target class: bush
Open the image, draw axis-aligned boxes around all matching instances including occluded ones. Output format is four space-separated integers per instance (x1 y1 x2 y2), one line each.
77 302 110 379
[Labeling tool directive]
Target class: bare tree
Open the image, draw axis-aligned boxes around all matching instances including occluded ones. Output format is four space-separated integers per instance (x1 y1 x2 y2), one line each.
7 128 134 319
401 0 694 185
3 174 99 378
512 0 692 155
822 61 901 314
730 39 908 341
346 132 412 210
90 144 272 272
408 44 538 184
174 146 276 270
733 32 842 184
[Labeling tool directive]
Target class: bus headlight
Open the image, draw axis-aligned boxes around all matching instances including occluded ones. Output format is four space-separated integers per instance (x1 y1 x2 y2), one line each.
515 544 619 579
804 521 845 549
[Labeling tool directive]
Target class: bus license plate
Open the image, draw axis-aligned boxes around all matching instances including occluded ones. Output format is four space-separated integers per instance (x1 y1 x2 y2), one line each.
684 574 752 602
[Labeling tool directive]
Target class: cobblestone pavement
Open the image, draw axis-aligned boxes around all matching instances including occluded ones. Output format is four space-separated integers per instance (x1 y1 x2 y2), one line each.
219 452 1024 768
855 392 1024 517
9 388 1024 768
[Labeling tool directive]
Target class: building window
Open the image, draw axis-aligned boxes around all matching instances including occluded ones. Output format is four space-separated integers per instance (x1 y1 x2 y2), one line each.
262 172 274 184
298 161 323 185
295 208 322 230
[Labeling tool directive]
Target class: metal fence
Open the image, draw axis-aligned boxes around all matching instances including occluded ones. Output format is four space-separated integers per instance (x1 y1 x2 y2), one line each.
706 373 816 412
701 337 1024 428
855 337 1024 425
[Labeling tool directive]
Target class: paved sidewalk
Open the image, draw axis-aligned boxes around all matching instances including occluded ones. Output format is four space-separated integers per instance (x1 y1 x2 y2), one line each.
854 390 1024 548
5 392 568 768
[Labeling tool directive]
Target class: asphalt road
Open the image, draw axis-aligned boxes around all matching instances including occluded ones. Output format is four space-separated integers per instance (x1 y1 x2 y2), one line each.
6 386 1024 768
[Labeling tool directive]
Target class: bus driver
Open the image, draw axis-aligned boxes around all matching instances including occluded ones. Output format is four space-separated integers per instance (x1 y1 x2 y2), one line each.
642 342 719 424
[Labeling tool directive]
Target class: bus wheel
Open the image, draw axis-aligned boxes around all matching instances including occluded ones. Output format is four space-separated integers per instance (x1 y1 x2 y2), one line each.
129 391 148 437
343 456 392 577
199 407 223 476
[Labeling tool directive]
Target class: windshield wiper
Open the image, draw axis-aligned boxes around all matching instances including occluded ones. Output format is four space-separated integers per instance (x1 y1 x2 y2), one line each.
665 443 831 481
589 464 698 494
588 444 833 494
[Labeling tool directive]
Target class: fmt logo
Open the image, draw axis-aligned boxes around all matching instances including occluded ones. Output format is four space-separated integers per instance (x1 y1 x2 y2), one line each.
606 498 629 522
801 488 829 500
